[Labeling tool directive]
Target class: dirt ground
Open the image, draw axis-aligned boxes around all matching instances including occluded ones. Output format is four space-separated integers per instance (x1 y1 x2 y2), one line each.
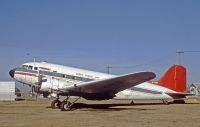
0 98 200 127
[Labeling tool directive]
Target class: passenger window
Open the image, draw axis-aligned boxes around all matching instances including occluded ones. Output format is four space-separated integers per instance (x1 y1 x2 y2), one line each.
62 74 65 78
42 79 47 82
71 76 75 79
34 67 38 70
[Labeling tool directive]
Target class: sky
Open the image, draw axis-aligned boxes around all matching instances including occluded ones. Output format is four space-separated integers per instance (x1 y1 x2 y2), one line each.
0 0 200 90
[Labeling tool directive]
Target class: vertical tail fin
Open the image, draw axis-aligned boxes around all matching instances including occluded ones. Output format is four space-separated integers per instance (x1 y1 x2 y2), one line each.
157 65 186 93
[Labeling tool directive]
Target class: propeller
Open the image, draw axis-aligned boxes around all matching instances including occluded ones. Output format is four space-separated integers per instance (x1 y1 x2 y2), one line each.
31 85 34 97
31 71 43 99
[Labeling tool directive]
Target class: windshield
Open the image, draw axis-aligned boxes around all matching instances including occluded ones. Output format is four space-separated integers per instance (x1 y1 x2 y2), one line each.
22 65 33 70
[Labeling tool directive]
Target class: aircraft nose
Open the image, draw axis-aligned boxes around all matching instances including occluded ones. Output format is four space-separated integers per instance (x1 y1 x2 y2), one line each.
9 69 15 78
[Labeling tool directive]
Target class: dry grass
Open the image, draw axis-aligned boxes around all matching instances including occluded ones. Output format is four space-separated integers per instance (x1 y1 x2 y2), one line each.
0 98 200 127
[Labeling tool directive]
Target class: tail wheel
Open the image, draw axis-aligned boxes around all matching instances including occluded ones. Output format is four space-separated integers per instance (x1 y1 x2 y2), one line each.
130 100 135 105
60 101 72 111
51 100 61 109
162 99 169 105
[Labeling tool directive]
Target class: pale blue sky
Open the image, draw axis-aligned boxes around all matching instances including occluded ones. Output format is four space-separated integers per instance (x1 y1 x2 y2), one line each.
0 0 200 88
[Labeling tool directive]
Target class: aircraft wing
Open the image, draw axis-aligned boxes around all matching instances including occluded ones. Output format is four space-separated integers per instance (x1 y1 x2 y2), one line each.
166 92 194 99
64 72 155 95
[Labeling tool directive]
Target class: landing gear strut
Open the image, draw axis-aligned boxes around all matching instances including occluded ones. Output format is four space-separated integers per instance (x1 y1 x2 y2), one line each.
130 100 135 105
162 99 169 105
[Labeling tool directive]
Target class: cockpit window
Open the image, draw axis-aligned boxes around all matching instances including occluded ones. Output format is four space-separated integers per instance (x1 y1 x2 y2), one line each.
22 65 28 69
27 66 33 70
22 65 33 70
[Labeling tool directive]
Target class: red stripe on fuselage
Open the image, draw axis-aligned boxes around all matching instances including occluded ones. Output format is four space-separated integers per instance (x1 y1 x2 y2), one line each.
15 71 38 77
39 67 50 70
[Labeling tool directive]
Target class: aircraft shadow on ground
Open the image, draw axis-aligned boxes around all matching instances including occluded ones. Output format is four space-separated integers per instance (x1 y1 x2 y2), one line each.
46 103 164 111
46 100 190 111
71 103 158 111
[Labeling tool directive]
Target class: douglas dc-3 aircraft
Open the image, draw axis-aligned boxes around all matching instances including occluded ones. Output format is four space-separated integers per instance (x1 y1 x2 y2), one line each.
9 62 190 111
9 62 155 111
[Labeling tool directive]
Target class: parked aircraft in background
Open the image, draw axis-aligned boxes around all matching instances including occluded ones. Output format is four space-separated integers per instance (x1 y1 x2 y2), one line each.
9 62 155 111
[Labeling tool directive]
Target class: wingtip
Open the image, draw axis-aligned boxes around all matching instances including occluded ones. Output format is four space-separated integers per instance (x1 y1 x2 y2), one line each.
135 71 156 82
144 72 156 80
151 72 156 79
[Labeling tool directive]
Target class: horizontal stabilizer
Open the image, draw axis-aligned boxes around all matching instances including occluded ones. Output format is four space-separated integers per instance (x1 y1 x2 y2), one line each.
166 92 193 99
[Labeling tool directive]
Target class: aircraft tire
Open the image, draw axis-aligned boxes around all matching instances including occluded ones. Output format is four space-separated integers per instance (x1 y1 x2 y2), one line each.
51 100 61 109
60 101 72 111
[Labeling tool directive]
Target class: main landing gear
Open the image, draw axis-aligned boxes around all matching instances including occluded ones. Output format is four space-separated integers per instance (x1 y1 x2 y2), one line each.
51 95 81 111
51 99 61 109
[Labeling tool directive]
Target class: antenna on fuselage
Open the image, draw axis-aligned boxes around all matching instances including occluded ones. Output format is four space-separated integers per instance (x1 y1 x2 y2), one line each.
106 65 112 74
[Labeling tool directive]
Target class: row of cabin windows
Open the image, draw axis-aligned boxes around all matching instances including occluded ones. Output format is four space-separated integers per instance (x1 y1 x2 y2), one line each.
22 65 93 82
39 70 93 82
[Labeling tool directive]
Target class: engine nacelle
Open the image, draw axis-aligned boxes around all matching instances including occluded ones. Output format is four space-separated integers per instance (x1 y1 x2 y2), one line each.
40 77 75 93
40 81 52 92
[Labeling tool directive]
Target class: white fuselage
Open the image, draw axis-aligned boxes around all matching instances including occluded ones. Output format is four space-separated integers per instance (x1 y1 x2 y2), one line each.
13 62 176 100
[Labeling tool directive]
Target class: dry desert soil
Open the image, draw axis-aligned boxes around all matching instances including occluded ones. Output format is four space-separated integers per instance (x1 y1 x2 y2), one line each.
0 98 200 127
